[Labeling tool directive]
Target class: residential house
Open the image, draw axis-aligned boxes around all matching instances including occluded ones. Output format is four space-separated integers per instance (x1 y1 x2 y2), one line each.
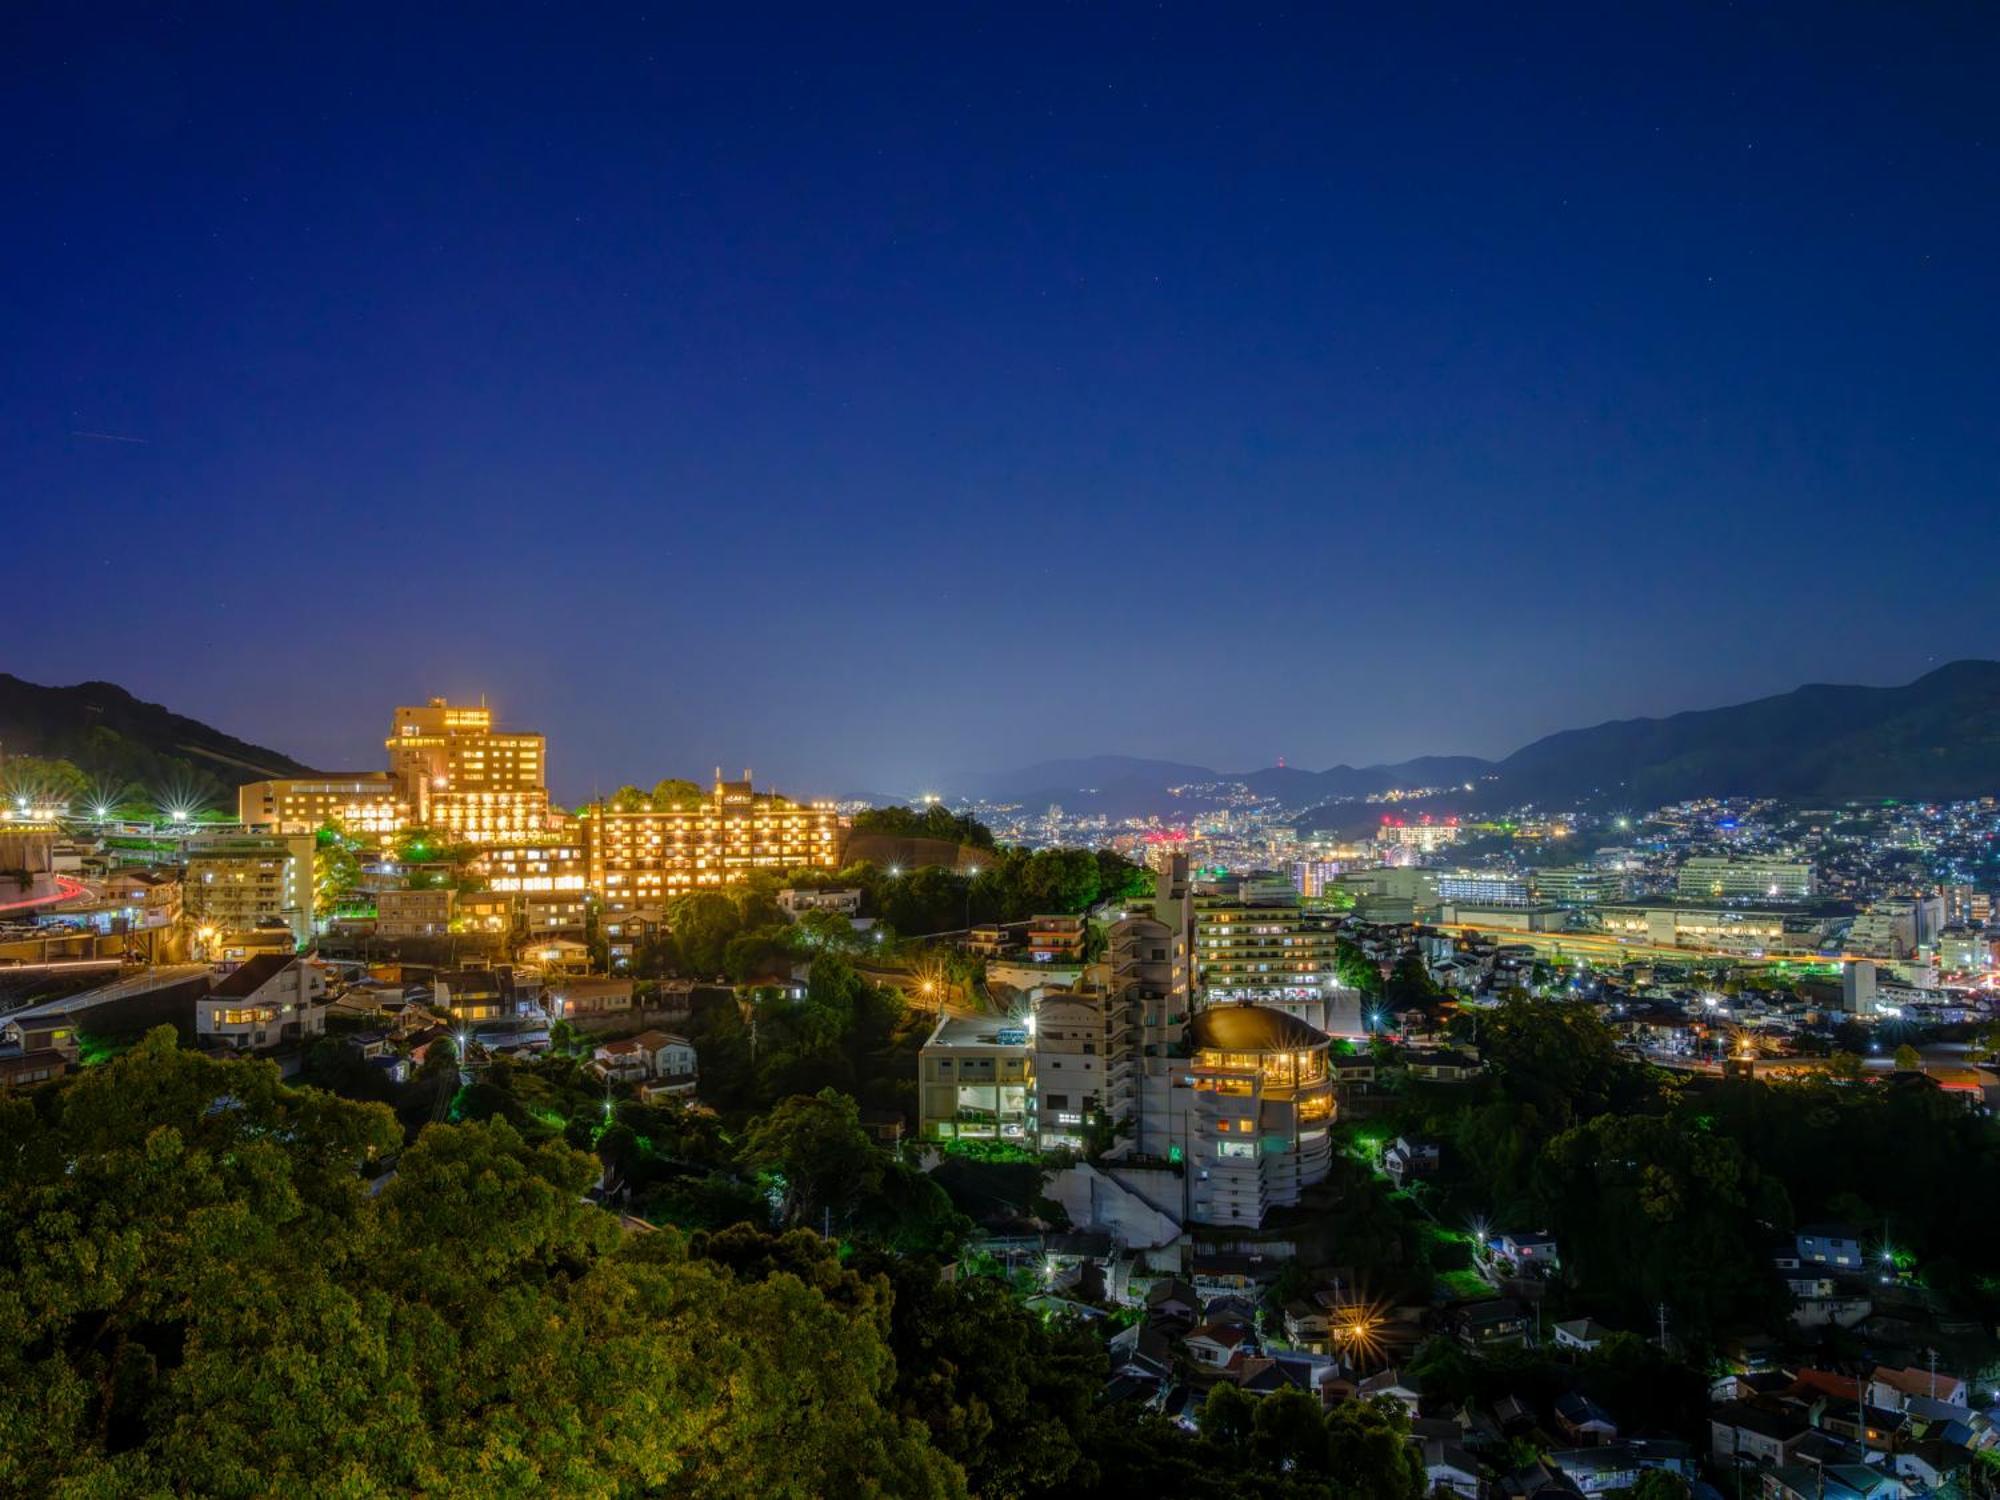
1553 1391 1619 1445
436 968 510 1022
524 891 588 937
1709 1400 1813 1467
1897 1438 1976 1491
1761 1464 1908 1500
547 976 636 1022
1283 1300 1332 1353
1869 1365 1967 1410
1422 1440 1482 1498
1142 1277 1201 1326
602 908 666 970
593 1030 697 1093
1355 1367 1424 1418
1546 1441 1695 1498
0 1046 73 1089
519 936 592 975
1026 915 1086 962
1383 1136 1441 1188
1796 1224 1868 1270
198 953 328 1051
1401 1048 1483 1082
778 887 863 918
1552 1318 1615 1354
1183 1322 1252 1373
966 924 1011 958
1453 1298 1531 1350
1489 1229 1560 1271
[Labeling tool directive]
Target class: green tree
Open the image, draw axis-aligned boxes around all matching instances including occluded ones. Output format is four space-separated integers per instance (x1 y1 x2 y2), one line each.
0 754 89 809
738 1087 885 1231
0 1032 965 1498
651 778 705 809
1893 1042 1922 1072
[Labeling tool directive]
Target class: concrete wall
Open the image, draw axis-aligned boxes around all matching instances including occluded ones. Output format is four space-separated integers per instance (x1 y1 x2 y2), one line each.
1044 1163 1184 1251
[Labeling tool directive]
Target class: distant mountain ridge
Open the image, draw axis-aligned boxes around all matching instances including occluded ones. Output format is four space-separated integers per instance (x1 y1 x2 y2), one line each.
955 662 2000 814
0 674 315 792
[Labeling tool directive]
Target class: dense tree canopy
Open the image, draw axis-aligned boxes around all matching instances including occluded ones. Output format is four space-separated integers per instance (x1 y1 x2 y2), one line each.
0 1032 961 1497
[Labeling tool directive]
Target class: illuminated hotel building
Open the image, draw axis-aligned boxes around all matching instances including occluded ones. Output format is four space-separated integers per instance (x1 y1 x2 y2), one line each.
581 775 841 903
238 775 408 838
471 840 587 894
386 699 549 845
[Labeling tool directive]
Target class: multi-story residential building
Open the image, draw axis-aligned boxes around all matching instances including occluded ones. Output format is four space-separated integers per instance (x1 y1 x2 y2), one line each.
376 887 453 939
1026 914 1087 962
85 868 182 934
183 832 317 947
524 891 588 936
917 1012 1033 1143
603 908 665 970
581 775 840 903
966 923 1011 958
1676 856 1817 902
1848 902 1920 959
197 953 328 1051
456 891 513 938
386 698 550 845
1033 988 1133 1151
1112 854 1196 1161
237 774 408 838
1182 1005 1336 1226
1193 883 1341 1026
1935 926 1998 974
471 841 587 894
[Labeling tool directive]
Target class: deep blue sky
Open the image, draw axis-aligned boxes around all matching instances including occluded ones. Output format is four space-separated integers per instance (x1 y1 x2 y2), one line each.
4 4 1996 800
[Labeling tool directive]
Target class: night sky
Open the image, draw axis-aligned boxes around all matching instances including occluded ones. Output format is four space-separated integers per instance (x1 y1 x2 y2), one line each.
4 5 1996 800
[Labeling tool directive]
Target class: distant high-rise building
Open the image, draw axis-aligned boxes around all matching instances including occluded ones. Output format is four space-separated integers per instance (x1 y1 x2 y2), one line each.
1436 869 1532 908
386 698 549 845
1841 959 1877 1015
1529 865 1627 906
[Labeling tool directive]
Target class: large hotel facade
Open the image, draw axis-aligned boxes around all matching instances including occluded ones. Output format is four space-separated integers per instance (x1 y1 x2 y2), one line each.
581 775 842 905
235 701 844 916
239 697 550 846
386 699 550 845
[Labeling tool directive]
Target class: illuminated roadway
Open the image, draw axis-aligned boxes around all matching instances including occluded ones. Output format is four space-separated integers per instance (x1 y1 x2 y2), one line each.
0 876 90 915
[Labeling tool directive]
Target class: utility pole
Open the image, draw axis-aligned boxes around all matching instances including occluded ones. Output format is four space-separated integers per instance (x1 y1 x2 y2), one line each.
1656 1302 1669 1351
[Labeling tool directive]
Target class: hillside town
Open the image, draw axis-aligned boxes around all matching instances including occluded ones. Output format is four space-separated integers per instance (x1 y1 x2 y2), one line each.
4 694 2000 1497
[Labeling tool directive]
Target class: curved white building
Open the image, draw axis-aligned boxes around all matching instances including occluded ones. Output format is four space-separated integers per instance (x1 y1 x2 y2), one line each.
1182 1005 1336 1225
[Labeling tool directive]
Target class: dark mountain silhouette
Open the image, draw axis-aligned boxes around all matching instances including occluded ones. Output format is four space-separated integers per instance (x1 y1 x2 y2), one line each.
0 674 315 796
1485 659 2000 806
955 663 2000 815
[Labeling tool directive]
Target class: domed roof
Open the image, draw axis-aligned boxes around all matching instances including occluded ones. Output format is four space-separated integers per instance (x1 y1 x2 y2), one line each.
1189 1004 1330 1053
